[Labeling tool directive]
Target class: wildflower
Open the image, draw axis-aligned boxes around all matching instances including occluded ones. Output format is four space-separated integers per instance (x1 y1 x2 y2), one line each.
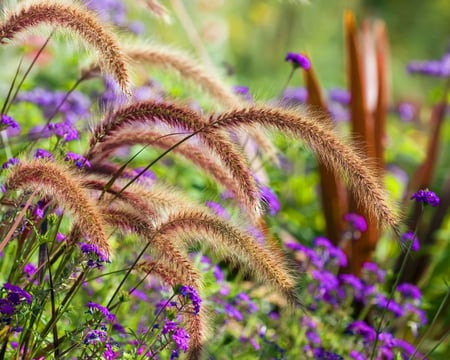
362 262 386 283
260 184 280 215
233 85 253 102
79 242 108 268
397 283 422 300
34 148 54 160
64 152 91 169
83 329 108 344
280 87 308 106
345 321 376 343
86 301 116 322
1 114 19 130
410 189 440 207
3 283 32 304
339 274 364 300
344 213 367 232
171 327 189 352
2 157 20 169
349 350 365 360
179 285 202 314
407 52 450 78
56 232 66 242
328 88 351 105
397 102 417 122
374 294 404 317
313 348 344 360
400 231 420 251
205 201 230 219
48 121 79 142
23 263 37 278
285 52 311 70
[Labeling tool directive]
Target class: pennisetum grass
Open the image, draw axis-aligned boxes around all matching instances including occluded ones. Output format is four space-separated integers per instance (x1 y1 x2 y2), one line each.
1 1 443 359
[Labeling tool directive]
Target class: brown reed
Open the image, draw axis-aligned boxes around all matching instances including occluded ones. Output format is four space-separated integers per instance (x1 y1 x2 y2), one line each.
89 100 262 216
3 159 111 258
210 105 401 230
0 0 130 93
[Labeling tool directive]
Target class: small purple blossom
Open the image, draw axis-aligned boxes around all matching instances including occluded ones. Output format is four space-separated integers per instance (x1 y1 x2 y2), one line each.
397 102 417 122
344 213 368 232
313 348 343 360
339 274 364 300
56 232 66 242
179 285 202 314
34 148 54 160
281 87 308 107
1 114 19 130
205 201 230 219
83 329 108 344
362 262 386 283
233 85 253 102
260 184 280 215
410 189 440 207
328 88 351 105
407 51 450 78
86 301 115 322
79 242 109 266
3 283 32 304
374 294 404 317
345 320 376 343
400 231 420 251
65 152 91 169
2 157 19 169
48 121 79 142
23 263 36 278
285 52 311 70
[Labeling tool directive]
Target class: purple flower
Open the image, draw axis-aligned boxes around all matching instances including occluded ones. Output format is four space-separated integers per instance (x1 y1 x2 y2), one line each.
23 263 36 278
328 88 351 105
1 114 19 130
34 148 54 160
3 283 32 304
179 285 202 314
281 87 308 106
374 294 404 317
223 303 243 321
205 201 230 219
400 231 420 251
344 213 367 232
410 189 440 207
65 152 91 169
0 299 15 316
86 302 115 322
48 121 79 142
260 184 280 215
349 350 365 360
2 157 19 169
83 329 108 344
407 51 450 78
397 102 417 122
103 343 119 360
397 283 421 300
233 85 253 102
346 320 376 342
313 348 343 360
79 242 109 266
172 327 189 352
339 274 364 300
56 232 66 242
285 52 311 70
393 338 416 358
362 262 386 283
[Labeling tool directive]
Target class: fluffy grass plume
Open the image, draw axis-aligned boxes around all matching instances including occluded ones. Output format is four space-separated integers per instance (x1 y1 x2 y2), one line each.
0 0 130 93
3 159 111 258
89 100 262 216
210 105 401 230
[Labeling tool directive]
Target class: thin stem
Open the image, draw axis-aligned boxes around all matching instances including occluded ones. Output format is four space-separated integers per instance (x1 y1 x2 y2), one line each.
370 208 423 359
420 328 449 360
278 67 296 104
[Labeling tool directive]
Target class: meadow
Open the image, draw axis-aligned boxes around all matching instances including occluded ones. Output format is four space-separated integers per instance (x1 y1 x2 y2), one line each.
0 1 448 359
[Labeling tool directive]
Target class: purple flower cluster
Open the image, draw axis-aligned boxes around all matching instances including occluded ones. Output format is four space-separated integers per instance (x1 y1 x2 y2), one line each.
260 184 281 216
407 51 450 78
2 157 19 169
34 148 54 160
1 283 32 324
79 242 109 268
162 320 190 356
86 301 116 322
410 189 440 207
1 114 20 131
343 213 367 233
400 231 420 251
65 152 91 169
179 285 202 315
285 52 311 70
